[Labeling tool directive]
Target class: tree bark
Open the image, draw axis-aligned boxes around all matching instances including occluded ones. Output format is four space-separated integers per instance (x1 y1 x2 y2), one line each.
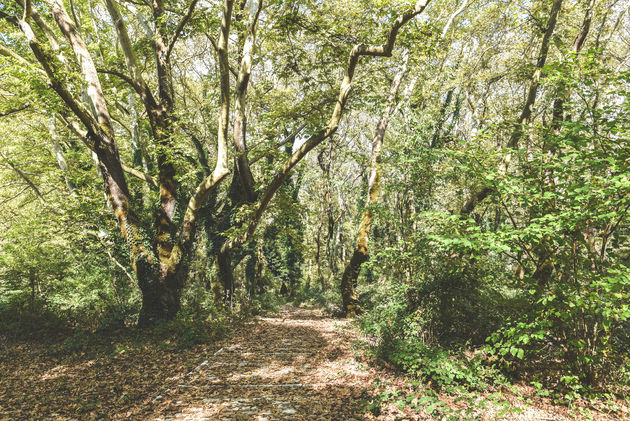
49 117 75 195
212 0 262 299
232 0 262 204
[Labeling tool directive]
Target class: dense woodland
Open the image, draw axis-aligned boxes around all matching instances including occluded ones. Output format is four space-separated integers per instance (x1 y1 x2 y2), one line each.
1 0 629 418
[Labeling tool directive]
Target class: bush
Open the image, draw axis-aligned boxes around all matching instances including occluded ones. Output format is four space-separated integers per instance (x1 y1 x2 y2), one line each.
486 265 630 390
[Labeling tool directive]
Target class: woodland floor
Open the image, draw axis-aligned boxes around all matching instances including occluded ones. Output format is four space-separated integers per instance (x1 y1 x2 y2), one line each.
1 305 628 420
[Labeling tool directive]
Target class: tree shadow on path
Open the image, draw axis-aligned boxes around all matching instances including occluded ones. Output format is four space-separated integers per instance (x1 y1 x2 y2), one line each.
139 306 374 420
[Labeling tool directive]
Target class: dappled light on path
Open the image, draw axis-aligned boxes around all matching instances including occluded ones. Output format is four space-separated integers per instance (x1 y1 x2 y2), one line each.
148 306 371 420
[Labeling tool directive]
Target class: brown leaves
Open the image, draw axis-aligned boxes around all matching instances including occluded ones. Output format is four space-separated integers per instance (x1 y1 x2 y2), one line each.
0 332 216 420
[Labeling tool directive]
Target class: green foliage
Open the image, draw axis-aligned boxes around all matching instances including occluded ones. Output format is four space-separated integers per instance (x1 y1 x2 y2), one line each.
361 282 504 391
62 331 91 353
262 176 305 292
358 48 630 402
248 290 285 315
1 2 629 416
151 315 225 349
476 69 630 389
367 378 519 420
390 339 500 391
290 282 343 316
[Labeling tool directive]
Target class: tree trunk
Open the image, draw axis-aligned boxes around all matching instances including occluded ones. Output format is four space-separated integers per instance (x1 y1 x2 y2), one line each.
340 51 409 317
460 0 563 215
340 248 365 316
137 271 182 326
216 249 234 307
316 220 326 290
255 242 265 294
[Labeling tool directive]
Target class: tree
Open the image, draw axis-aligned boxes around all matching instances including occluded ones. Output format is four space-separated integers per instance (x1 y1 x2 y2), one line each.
340 51 410 316
1 0 432 324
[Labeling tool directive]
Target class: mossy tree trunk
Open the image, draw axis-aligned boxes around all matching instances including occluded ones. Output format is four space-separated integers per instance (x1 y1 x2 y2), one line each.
12 0 230 326
340 51 409 317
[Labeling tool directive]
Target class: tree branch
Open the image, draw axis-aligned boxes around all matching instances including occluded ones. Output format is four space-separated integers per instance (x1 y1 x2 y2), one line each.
441 0 469 39
249 123 307 165
47 0 115 133
58 113 157 189
215 0 234 179
15 18 102 137
121 163 158 188
0 149 47 205
166 0 199 62
97 68 144 94
19 0 61 49
105 0 146 91
0 104 30 118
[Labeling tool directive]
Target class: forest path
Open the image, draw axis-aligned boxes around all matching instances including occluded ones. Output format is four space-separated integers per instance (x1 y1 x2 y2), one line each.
149 306 376 420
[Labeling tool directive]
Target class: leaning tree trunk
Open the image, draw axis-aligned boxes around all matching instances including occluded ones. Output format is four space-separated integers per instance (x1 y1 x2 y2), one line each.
460 0 563 216
340 52 409 317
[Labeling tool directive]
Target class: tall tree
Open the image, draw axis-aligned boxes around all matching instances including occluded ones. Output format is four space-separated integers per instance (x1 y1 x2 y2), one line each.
340 51 410 316
460 0 564 215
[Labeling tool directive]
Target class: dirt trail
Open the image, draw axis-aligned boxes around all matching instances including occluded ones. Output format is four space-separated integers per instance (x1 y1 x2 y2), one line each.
149 306 375 420
141 306 614 421
2 306 623 420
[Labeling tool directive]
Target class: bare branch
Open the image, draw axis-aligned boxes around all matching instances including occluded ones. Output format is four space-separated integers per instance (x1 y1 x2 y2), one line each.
121 163 158 188
441 0 469 39
97 68 144 94
0 104 30 118
0 149 47 205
